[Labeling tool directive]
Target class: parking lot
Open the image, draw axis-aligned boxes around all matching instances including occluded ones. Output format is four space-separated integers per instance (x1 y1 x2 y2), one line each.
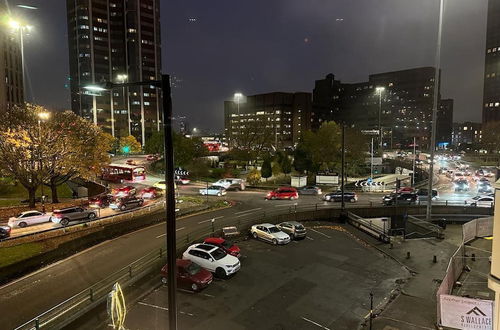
124 224 409 330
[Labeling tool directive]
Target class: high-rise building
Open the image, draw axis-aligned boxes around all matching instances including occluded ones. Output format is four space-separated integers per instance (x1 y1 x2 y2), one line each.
224 92 312 149
314 67 453 149
483 0 500 124
451 122 482 149
0 3 24 111
66 0 162 145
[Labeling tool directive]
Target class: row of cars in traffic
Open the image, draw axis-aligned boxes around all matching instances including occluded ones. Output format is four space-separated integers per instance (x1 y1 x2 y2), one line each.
160 221 307 291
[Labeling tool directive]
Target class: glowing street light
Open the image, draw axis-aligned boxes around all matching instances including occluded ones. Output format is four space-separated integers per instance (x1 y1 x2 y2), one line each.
38 111 50 121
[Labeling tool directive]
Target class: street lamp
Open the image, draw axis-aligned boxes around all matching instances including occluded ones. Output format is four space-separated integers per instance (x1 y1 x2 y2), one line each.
375 87 385 150
116 74 131 136
38 111 50 213
233 93 243 147
84 75 179 329
7 18 33 101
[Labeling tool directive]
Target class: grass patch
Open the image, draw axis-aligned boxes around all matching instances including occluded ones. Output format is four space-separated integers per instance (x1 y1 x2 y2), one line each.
0 242 45 267
0 200 22 207
0 181 73 204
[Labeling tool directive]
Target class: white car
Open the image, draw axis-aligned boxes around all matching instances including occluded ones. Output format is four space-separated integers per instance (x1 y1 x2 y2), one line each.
182 243 240 278
250 223 291 245
465 195 495 208
8 211 51 228
213 178 246 191
199 186 226 197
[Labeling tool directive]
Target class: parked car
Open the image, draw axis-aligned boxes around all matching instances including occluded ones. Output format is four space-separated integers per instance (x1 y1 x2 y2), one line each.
110 195 144 211
454 179 470 192
182 243 241 278
277 221 307 240
199 186 227 197
89 194 114 208
112 185 136 197
126 159 137 165
250 223 291 245
160 259 213 292
213 178 246 191
415 188 439 201
382 193 417 206
0 225 11 239
140 187 163 199
50 207 97 226
175 177 191 185
265 187 298 200
8 210 51 228
465 195 495 208
297 186 322 195
204 237 241 258
323 191 357 202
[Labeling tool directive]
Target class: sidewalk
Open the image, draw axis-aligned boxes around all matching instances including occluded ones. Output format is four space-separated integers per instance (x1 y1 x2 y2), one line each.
344 224 463 330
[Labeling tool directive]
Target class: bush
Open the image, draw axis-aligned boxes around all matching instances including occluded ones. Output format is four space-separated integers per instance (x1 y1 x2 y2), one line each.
246 169 261 185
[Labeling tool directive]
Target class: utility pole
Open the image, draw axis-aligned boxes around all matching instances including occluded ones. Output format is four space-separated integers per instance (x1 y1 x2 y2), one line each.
341 124 346 211
426 0 444 221
412 137 416 187
370 137 374 180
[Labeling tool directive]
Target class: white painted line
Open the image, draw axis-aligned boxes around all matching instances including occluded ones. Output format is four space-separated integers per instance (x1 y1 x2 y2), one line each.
138 302 194 316
198 216 224 224
274 204 294 208
292 240 298 244
176 227 186 232
306 236 314 241
301 317 330 330
235 208 261 215
309 228 331 239
156 233 166 239
203 293 215 298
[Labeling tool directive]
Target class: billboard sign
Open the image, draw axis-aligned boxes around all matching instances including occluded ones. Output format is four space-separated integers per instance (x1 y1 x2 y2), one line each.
440 294 493 330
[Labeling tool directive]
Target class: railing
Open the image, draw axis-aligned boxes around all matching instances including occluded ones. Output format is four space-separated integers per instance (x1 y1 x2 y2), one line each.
346 212 390 242
435 216 494 326
13 199 494 329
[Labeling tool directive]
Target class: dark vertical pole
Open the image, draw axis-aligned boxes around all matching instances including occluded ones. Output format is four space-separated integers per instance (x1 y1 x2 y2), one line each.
161 74 177 329
341 124 346 211
369 292 373 330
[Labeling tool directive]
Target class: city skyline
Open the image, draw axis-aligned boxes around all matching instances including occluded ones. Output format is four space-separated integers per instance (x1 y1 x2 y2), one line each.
7 0 489 132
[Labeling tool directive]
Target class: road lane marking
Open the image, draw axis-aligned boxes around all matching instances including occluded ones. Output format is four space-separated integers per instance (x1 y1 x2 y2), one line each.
198 216 224 224
138 302 194 316
309 228 331 239
156 227 184 238
235 208 261 215
203 293 215 298
301 317 330 330
274 204 295 208
306 236 314 241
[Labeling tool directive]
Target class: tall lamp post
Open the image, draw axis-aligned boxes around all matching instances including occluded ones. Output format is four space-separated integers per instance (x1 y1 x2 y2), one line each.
38 111 50 213
375 87 385 150
84 74 178 329
8 19 33 101
426 0 444 221
233 93 243 147
117 74 130 136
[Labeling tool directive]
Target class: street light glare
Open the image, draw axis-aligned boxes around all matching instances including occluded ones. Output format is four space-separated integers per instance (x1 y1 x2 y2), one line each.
234 92 243 100
375 87 385 93
38 112 50 121
83 85 107 92
8 19 21 30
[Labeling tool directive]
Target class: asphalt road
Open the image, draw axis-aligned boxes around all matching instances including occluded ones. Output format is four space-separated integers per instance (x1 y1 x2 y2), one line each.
123 225 408 330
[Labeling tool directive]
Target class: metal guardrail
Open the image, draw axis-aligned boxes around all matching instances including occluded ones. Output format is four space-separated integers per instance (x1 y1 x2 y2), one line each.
11 200 495 329
346 212 390 243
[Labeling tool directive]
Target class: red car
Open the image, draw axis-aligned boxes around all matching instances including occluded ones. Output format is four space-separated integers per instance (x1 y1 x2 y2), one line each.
160 259 213 292
396 187 414 194
140 186 162 199
265 187 299 200
204 237 241 258
112 185 136 197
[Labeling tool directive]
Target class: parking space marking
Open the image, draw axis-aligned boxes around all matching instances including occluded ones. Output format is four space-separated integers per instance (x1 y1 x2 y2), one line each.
301 317 330 330
235 208 261 215
292 240 298 244
306 236 314 241
155 233 166 239
203 293 215 298
138 302 195 316
176 227 186 232
309 228 331 239
198 216 224 224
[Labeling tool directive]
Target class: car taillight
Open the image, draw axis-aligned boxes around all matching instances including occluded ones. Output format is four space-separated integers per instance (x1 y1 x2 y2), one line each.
53 213 62 218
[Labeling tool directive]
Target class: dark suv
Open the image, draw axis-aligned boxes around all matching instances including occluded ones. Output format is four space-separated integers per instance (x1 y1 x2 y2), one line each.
382 193 417 206
323 191 358 202
110 195 144 211
89 194 114 208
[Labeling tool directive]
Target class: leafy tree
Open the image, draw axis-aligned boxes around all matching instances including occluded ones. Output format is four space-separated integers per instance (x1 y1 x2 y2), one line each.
261 158 272 181
119 135 142 154
231 119 276 152
293 144 314 173
246 169 261 185
144 131 164 155
281 155 292 176
481 121 500 153
272 162 282 177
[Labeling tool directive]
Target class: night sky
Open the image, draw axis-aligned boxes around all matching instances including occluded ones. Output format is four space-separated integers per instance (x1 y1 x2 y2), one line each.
9 0 488 132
